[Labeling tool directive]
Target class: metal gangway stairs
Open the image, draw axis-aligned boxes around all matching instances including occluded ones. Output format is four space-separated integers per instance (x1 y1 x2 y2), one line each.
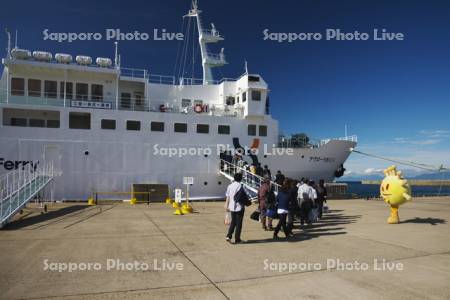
0 163 55 228
219 159 279 199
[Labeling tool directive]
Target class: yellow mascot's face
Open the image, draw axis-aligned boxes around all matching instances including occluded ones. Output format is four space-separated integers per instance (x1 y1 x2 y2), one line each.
380 166 412 206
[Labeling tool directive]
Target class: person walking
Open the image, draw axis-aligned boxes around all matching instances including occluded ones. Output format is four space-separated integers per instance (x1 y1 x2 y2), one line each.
275 170 285 185
263 165 271 179
273 179 292 239
316 179 328 219
297 178 313 226
257 177 273 230
256 163 264 177
225 173 246 244
287 179 298 234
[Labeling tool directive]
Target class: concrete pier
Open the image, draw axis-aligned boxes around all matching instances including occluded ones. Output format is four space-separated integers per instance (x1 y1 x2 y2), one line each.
0 197 449 299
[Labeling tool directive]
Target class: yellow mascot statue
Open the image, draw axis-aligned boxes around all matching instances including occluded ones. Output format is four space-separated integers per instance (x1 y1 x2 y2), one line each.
380 165 412 224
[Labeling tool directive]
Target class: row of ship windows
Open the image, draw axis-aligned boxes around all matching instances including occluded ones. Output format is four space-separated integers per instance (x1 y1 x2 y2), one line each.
6 113 268 136
10 77 103 100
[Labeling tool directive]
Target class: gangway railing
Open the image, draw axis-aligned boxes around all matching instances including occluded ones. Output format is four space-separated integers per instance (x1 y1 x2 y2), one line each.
219 159 279 198
0 162 56 228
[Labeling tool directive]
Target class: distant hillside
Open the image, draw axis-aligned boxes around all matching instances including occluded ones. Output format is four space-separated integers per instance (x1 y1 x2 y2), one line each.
340 171 450 182
412 172 450 180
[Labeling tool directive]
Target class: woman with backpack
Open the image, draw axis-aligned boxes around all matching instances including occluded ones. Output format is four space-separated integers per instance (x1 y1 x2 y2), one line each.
258 176 274 231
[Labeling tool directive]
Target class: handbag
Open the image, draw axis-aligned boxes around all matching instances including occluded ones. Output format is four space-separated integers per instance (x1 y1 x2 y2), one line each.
250 209 260 221
224 212 231 225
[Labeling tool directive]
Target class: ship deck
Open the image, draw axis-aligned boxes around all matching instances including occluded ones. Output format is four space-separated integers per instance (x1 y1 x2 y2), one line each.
0 197 449 299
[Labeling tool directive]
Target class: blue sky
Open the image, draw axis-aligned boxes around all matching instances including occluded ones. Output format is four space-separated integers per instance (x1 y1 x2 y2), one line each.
1 0 449 175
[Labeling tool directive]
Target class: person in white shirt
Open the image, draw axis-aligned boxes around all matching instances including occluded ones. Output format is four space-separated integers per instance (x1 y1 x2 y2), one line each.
224 173 245 243
297 178 314 225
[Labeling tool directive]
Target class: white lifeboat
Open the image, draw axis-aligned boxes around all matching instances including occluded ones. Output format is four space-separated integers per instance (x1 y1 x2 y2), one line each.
32 51 52 61
55 53 72 64
96 57 112 67
11 48 31 60
76 55 92 65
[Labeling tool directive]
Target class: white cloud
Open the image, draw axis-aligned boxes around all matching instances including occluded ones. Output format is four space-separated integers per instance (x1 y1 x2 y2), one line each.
419 129 450 138
363 168 384 175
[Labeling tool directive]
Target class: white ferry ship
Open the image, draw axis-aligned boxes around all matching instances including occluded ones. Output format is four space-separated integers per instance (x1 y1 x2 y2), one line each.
0 2 357 201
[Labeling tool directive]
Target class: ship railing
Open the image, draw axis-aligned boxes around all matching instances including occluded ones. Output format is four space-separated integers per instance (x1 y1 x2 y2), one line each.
148 74 176 85
219 159 280 196
201 29 223 38
120 67 148 79
0 161 56 228
278 135 358 149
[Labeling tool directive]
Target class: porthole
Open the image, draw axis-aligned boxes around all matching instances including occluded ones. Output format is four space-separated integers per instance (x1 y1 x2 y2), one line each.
204 181 208 185
204 154 208 158
218 181 222 185
84 150 89 156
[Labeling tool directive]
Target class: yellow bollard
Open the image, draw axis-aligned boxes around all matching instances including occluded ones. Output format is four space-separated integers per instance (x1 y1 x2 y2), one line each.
130 198 137 205
166 197 173 204
87 197 95 206
181 202 193 214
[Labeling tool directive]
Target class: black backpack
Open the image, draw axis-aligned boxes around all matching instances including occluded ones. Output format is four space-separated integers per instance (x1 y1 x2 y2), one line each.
235 185 252 207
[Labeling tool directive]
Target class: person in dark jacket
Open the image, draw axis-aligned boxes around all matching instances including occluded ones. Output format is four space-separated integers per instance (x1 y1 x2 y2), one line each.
286 179 298 234
257 177 273 230
263 165 271 179
256 163 264 177
316 179 327 219
275 171 285 185
273 179 293 238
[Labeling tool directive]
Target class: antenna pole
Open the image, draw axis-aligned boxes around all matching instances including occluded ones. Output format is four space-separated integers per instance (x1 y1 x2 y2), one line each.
15 30 18 49
345 124 348 137
5 28 11 58
114 42 119 68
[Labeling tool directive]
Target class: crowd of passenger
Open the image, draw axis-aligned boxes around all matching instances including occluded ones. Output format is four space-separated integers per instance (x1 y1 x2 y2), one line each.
224 157 328 243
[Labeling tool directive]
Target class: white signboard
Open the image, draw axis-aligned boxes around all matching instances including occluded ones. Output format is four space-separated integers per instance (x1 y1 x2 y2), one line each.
183 177 194 185
174 189 182 203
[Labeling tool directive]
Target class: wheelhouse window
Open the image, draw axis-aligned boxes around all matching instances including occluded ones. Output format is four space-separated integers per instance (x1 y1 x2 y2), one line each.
218 125 230 135
60 82 73 99
91 84 103 101
46 120 60 128
121 93 131 109
69 112 91 129
259 125 267 137
76 83 88 100
28 79 41 97
242 92 247 102
29 119 45 127
11 78 24 96
135 92 144 108
101 119 116 130
248 124 256 136
251 90 261 101
44 80 57 98
10 118 27 127
151 121 164 132
126 120 141 131
197 124 209 134
174 123 187 133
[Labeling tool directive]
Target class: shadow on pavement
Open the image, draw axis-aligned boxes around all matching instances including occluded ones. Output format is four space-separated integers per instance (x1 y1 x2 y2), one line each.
402 217 447 225
3 205 90 230
244 211 361 244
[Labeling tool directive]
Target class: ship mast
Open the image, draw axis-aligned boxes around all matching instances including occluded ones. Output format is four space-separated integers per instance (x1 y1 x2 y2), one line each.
185 0 226 85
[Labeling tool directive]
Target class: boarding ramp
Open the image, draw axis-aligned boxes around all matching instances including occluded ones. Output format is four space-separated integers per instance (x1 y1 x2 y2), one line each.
0 163 55 228
219 159 279 198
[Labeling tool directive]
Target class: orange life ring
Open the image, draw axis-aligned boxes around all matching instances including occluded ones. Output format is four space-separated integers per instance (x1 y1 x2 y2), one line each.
194 104 203 113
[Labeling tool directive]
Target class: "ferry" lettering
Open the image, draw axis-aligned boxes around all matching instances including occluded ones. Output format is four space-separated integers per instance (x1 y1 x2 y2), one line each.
0 158 39 172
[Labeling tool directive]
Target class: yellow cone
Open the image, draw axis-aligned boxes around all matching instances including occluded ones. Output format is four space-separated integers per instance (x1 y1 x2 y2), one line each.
165 197 173 204
130 198 137 205
172 201 180 208
173 207 183 215
87 197 95 206
181 203 193 214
